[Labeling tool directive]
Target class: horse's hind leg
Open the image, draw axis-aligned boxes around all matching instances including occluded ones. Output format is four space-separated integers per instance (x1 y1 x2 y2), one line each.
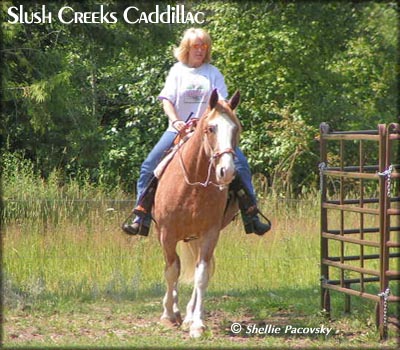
161 238 182 326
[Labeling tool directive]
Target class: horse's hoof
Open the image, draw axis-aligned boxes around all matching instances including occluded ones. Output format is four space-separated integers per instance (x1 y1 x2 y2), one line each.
182 319 192 331
160 316 180 328
174 311 183 325
190 325 205 338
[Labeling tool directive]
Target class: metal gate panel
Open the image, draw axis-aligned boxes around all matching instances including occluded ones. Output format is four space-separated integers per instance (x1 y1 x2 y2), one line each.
319 123 400 340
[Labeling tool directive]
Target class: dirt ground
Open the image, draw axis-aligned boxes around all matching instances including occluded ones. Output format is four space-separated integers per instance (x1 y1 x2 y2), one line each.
3 301 399 349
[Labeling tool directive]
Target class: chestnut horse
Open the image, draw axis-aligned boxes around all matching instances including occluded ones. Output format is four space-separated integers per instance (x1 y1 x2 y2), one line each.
153 89 241 338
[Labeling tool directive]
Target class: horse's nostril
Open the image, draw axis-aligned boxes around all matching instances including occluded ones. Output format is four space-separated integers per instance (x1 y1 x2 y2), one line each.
220 167 225 178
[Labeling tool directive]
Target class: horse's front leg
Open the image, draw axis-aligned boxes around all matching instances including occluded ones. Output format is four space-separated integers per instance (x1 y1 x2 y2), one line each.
187 231 219 338
160 238 182 326
189 259 210 338
182 287 196 330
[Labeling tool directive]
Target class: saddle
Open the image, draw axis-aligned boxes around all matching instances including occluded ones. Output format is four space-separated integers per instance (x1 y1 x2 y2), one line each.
132 119 198 218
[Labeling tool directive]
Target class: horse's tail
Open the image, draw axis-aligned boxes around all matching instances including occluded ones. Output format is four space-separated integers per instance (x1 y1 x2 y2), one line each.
178 240 215 284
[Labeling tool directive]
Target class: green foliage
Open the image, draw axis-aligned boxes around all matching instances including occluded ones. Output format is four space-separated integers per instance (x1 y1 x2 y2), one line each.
98 51 174 192
207 1 397 195
1 1 398 196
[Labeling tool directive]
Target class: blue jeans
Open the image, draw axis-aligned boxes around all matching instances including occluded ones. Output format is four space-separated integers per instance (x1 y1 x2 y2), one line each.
136 130 257 205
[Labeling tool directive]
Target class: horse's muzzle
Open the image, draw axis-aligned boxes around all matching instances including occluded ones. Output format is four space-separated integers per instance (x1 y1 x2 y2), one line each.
215 153 236 185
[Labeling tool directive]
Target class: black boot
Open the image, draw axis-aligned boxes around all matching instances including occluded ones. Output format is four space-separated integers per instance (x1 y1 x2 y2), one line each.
241 210 271 235
121 177 158 236
121 214 151 236
230 177 271 236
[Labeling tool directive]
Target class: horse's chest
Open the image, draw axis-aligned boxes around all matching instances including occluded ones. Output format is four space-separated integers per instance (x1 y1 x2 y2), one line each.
184 189 227 221
155 186 227 229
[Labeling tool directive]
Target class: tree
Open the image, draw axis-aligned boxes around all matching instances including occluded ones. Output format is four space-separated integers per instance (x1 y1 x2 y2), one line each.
203 1 397 195
2 1 397 196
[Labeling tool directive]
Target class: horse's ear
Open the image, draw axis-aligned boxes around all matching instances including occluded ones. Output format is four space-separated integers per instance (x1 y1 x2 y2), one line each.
228 90 240 110
209 88 218 110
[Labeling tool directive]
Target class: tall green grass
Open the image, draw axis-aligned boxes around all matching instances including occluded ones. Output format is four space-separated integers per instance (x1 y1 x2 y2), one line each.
2 151 397 337
3 197 323 307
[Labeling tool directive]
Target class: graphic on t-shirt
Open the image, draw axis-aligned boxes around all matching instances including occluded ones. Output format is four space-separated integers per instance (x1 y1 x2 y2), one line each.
183 76 209 104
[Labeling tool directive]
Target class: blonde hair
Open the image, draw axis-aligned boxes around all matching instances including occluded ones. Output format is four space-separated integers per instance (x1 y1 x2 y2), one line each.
173 28 212 65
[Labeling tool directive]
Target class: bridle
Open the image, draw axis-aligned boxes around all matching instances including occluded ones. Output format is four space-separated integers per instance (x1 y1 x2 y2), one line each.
177 116 237 189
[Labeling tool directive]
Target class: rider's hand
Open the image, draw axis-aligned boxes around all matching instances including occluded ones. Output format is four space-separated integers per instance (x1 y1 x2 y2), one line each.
172 120 186 132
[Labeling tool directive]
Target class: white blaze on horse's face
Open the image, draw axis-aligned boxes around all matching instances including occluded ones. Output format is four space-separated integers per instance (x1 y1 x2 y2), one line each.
210 112 237 185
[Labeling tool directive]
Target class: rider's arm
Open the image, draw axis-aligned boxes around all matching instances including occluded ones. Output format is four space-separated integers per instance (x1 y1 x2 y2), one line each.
162 99 185 132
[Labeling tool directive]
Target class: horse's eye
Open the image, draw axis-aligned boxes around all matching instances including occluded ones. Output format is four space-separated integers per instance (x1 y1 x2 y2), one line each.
208 125 216 133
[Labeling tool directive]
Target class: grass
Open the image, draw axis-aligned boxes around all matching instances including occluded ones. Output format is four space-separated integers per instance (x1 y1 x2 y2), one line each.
1 154 399 348
2 195 399 348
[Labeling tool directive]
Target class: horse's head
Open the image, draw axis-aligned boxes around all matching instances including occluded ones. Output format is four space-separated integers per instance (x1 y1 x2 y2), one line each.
202 89 242 186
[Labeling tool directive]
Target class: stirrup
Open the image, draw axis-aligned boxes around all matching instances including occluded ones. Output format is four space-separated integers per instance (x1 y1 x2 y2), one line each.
121 221 150 236
133 205 148 218
257 210 272 228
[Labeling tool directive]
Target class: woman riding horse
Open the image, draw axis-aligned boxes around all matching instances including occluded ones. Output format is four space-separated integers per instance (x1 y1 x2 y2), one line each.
122 27 271 237
154 89 242 337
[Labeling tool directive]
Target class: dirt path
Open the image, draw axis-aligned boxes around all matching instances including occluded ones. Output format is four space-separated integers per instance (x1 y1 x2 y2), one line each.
3 301 399 348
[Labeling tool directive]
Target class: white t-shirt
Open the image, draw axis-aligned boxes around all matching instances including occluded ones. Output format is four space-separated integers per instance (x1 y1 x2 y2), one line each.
158 62 228 132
